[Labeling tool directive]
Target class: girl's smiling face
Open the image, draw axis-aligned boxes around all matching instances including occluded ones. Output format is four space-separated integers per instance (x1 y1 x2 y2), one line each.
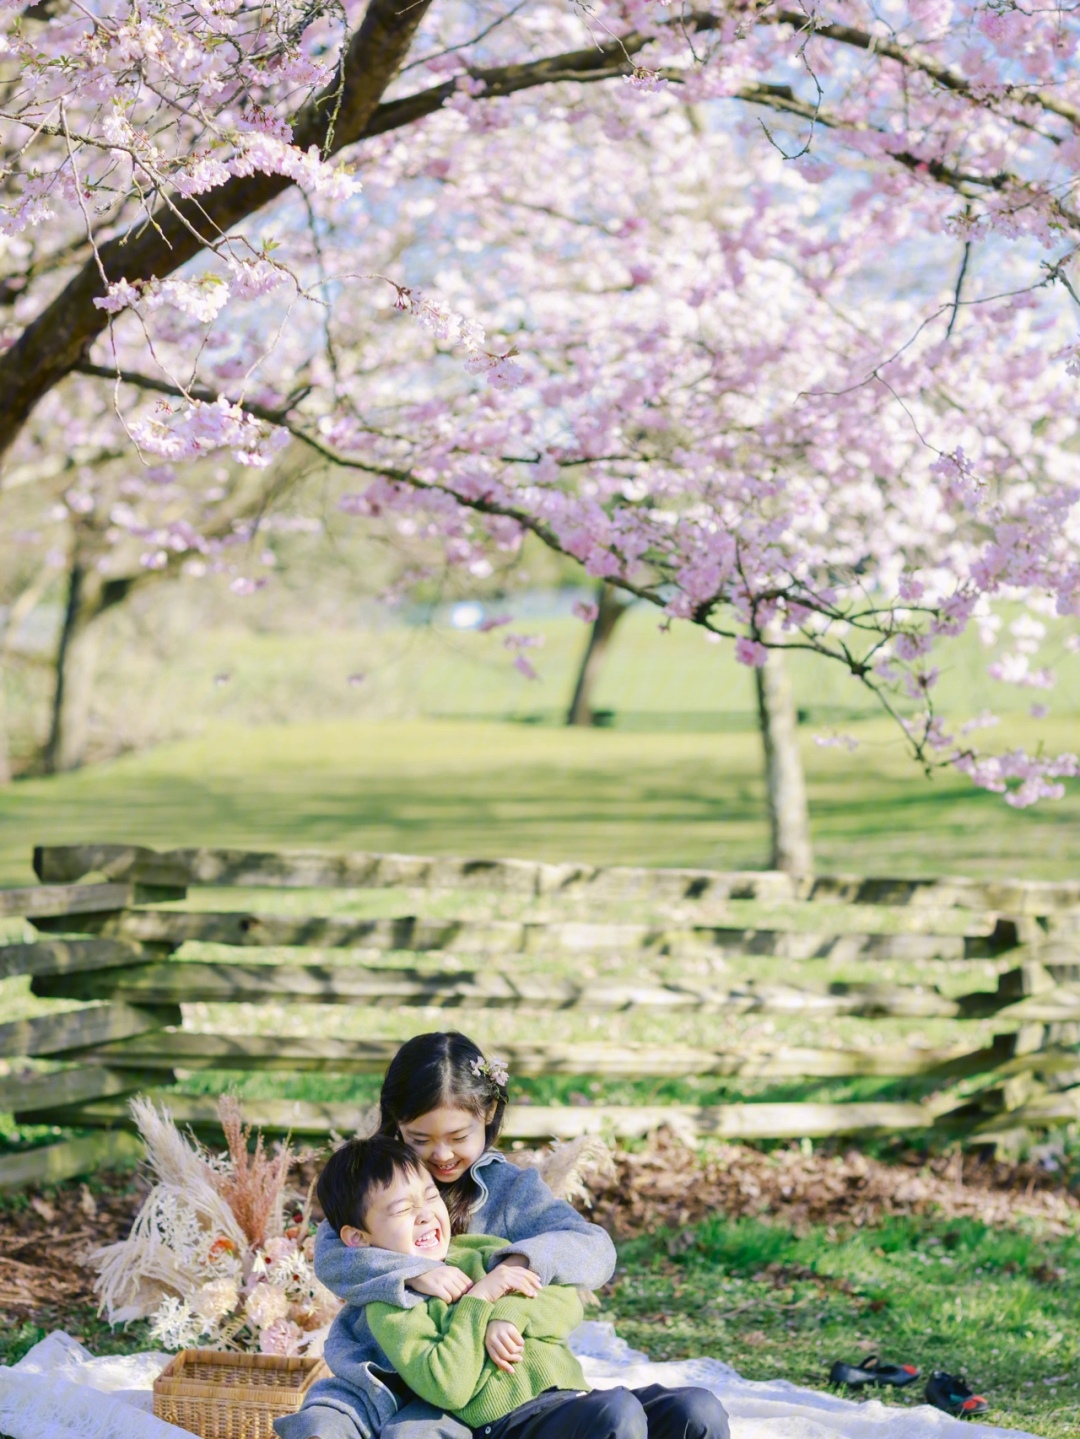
397 1104 491 1184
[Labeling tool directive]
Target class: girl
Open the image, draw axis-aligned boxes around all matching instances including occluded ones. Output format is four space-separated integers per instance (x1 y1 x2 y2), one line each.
281 1033 726 1439
277 1031 617 1439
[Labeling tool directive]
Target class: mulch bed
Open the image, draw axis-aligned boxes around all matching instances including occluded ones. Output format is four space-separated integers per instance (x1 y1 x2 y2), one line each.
584 1130 1080 1238
0 1174 148 1330
1 1136 1076 1335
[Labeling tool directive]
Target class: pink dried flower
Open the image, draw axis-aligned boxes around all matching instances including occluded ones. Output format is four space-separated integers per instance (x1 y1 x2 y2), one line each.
213 1095 294 1247
245 1282 290 1329
258 1318 304 1356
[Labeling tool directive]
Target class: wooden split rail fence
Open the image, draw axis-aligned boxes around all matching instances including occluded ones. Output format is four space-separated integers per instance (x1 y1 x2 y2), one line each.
1 843 1080 1189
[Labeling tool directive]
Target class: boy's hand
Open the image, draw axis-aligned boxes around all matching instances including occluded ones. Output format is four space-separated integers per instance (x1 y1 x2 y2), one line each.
485 1320 524 1374
406 1265 474 1302
470 1264 542 1304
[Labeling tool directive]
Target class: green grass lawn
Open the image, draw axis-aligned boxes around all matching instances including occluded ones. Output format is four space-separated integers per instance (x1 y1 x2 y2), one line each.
602 1211 1080 1438
65 596 1080 746
1 713 1079 886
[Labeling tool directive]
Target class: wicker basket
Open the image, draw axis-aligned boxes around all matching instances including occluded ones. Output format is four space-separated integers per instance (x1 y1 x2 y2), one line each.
153 1349 330 1439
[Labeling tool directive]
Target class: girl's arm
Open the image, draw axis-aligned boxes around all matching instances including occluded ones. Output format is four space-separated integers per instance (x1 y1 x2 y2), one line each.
490 1282 585 1340
366 1295 493 1411
486 1164 616 1289
313 1220 442 1309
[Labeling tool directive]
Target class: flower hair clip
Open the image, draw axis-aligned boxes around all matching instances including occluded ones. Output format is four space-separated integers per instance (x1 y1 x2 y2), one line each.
470 1055 509 1089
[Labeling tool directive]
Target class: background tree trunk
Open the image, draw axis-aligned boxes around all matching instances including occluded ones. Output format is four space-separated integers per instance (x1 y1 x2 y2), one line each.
43 555 87 774
567 584 633 726
754 639 813 876
40 553 139 774
46 611 102 773
24 455 300 776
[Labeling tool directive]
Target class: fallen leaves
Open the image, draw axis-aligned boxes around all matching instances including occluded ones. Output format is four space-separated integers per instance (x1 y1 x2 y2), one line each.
580 1130 1080 1238
0 1169 149 1324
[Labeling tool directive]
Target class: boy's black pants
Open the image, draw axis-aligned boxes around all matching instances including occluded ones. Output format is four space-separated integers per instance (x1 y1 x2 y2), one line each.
475 1385 730 1439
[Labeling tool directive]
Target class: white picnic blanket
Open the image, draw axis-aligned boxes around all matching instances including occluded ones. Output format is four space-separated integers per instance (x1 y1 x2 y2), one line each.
0 1324 1039 1439
572 1323 1038 1439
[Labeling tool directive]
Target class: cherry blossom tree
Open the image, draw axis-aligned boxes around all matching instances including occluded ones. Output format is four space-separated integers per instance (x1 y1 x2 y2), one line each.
3 0 1080 869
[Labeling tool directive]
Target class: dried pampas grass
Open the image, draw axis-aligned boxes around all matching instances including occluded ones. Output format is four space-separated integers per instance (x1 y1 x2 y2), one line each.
212 1094 292 1248
130 1095 221 1194
91 1098 247 1325
529 1135 616 1207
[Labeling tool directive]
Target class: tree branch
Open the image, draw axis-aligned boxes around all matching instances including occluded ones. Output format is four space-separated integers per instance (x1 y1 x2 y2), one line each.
732 83 1011 195
0 0 436 463
769 8 1080 134
946 240 972 339
70 355 968 770
71 361 295 426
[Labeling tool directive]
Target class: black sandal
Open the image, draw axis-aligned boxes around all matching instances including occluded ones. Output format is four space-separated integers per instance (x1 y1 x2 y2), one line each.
830 1356 920 1389
926 1371 989 1418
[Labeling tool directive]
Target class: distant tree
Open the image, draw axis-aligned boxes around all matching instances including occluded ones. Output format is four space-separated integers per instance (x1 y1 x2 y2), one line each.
566 585 634 729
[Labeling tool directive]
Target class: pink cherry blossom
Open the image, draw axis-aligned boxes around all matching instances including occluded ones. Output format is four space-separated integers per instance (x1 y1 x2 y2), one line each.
735 638 769 669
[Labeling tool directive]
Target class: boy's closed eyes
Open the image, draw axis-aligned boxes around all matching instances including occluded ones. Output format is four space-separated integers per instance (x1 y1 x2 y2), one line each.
339 1168 452 1261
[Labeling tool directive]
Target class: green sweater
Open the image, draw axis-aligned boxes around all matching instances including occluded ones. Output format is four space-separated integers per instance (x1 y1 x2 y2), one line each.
365 1235 588 1427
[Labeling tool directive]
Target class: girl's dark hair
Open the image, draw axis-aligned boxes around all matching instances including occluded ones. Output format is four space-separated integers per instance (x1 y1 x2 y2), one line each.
316 1134 424 1236
378 1031 507 1234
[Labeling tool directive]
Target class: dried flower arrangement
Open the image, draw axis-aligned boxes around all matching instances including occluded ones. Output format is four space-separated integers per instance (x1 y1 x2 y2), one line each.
91 1096 341 1357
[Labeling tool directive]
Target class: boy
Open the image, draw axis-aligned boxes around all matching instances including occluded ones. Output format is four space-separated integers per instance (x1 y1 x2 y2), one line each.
279 1135 728 1439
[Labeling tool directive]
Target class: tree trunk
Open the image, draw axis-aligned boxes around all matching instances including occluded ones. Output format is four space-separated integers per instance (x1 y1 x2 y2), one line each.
754 640 813 876
42 556 99 774
53 614 102 772
567 584 633 726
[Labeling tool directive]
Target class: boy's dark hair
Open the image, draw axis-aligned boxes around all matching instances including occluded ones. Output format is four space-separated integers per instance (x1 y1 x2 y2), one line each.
379 1031 507 1235
316 1134 425 1236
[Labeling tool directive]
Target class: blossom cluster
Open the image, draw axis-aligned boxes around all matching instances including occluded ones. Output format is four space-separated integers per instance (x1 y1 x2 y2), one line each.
0 0 351 239
148 1223 340 1356
129 397 290 468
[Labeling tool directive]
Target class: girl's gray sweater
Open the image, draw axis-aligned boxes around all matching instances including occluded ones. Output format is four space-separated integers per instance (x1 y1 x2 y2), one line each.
312 1151 616 1435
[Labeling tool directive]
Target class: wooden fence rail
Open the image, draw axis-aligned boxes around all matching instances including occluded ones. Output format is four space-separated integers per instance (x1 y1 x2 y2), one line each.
31 843 1080 915
77 1028 1052 1078
27 908 1031 959
26 956 1080 1020
5 1028 1079 1126
1 844 1079 1190
0 1002 182 1058
15 1091 957 1143
0 938 163 982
